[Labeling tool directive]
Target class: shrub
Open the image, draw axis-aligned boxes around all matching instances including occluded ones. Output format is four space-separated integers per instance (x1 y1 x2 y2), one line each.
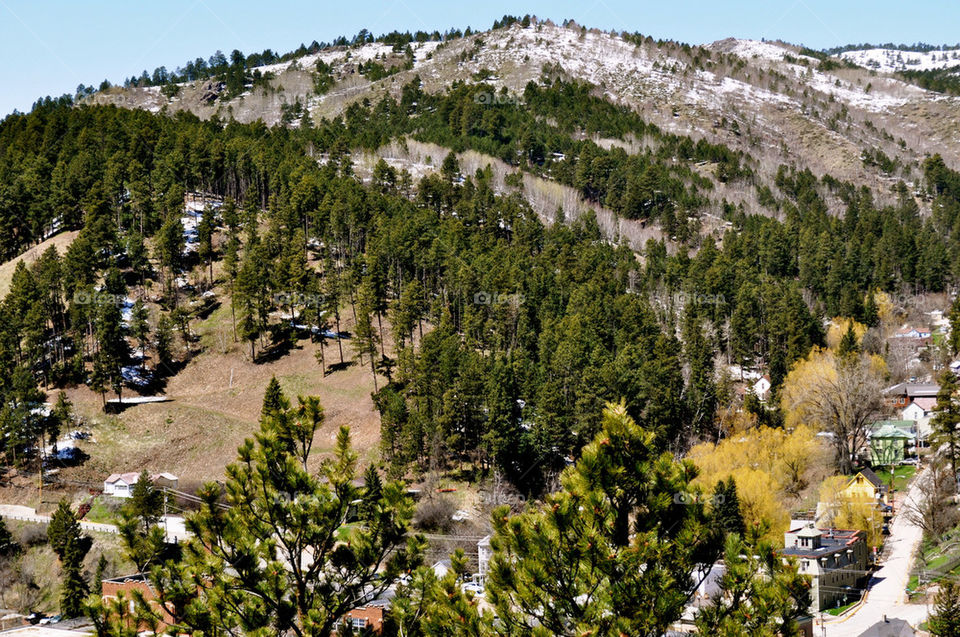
413 496 457 533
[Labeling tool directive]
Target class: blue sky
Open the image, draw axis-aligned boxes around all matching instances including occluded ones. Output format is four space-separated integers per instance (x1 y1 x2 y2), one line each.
1 0 957 116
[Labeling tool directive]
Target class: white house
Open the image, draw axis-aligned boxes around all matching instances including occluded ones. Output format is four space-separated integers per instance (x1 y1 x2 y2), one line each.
477 535 492 585
751 376 772 402
103 472 179 498
432 559 451 578
901 395 937 441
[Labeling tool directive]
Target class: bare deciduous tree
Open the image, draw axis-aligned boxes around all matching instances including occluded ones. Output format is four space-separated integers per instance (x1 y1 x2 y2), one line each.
904 460 960 538
783 350 885 474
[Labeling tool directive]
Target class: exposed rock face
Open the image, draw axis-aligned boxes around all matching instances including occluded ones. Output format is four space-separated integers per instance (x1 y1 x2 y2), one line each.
198 81 225 104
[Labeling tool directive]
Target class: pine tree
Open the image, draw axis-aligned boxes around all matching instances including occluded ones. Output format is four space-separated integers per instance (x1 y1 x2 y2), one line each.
486 402 722 635
683 312 717 437
60 533 90 617
156 213 185 304
837 323 860 357
197 207 215 285
359 463 383 520
123 385 423 635
94 554 109 594
933 371 960 483
862 291 879 327
321 256 344 364
119 472 167 573
130 299 150 368
155 314 174 371
47 500 91 617
126 232 149 289
260 376 288 420
930 580 960 636
223 235 240 342
94 298 129 401
694 525 810 635
128 471 163 527
390 550 487 636
713 476 746 538
353 281 381 391
48 499 86 559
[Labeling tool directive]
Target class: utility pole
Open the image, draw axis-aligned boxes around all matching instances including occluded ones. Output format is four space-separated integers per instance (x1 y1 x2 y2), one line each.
37 433 43 511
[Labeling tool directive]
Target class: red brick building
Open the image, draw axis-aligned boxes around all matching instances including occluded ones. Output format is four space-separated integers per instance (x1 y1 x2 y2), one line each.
334 604 385 634
101 573 174 632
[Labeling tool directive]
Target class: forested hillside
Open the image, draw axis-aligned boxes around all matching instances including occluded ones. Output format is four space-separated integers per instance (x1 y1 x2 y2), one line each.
2 71 960 489
4 14 960 633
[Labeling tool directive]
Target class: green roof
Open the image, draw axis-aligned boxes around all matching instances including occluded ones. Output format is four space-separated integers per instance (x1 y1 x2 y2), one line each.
871 422 914 439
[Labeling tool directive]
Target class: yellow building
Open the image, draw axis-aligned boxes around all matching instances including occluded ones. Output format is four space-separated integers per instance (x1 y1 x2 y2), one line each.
841 468 888 505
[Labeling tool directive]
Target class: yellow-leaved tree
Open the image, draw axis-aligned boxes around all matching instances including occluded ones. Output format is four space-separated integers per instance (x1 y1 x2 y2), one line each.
818 475 884 549
781 346 887 474
825 318 867 350
688 424 824 544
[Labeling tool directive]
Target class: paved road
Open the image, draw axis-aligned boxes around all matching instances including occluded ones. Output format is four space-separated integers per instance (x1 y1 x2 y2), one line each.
0 503 188 543
821 474 928 636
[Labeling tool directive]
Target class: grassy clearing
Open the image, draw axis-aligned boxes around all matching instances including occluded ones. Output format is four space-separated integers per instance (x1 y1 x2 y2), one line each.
824 598 859 616
83 495 122 525
874 465 917 493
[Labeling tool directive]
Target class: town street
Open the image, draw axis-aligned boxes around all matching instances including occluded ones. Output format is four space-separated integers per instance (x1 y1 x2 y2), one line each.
0 503 188 544
822 474 928 636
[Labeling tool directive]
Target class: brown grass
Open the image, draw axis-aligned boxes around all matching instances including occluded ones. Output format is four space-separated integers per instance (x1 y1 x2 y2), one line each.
58 311 382 487
0 231 79 297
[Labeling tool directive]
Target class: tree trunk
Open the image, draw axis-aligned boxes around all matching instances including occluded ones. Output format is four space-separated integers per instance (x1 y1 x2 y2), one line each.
376 312 386 357
335 312 344 363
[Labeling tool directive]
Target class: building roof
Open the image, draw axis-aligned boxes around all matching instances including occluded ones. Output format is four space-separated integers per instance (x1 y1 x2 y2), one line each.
102 573 150 584
104 472 178 485
911 396 938 412
782 528 864 559
104 472 140 485
870 423 914 440
854 467 885 488
857 617 915 637
884 382 940 398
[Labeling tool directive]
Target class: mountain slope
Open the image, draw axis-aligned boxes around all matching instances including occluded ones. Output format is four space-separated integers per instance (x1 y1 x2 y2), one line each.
87 20 960 213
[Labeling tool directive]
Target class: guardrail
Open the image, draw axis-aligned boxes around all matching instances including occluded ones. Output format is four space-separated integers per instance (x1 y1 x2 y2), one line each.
0 511 119 535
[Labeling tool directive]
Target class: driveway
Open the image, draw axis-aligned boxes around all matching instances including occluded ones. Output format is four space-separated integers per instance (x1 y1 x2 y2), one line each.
822 474 928 636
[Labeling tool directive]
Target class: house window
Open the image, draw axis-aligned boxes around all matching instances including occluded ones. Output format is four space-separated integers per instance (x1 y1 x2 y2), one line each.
352 617 367 629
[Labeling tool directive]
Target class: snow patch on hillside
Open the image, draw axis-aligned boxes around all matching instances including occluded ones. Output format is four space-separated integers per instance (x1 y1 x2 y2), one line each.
839 48 960 73
726 39 817 65
253 41 434 75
